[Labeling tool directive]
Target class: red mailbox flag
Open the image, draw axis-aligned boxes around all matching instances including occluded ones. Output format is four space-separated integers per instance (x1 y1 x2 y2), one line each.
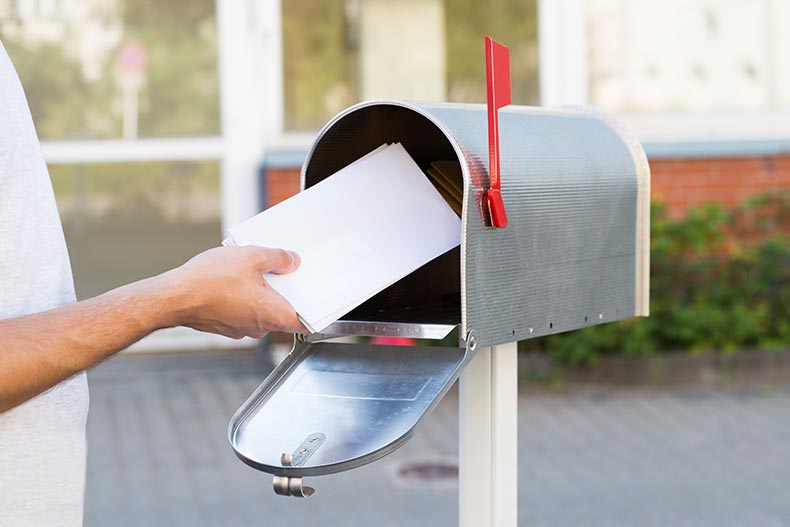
485 36 511 228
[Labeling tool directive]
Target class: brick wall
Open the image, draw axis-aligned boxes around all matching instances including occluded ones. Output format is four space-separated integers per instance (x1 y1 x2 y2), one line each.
263 155 790 217
264 167 302 207
650 155 790 218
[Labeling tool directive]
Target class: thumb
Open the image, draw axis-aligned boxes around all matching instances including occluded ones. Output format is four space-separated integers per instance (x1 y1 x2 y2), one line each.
254 247 301 275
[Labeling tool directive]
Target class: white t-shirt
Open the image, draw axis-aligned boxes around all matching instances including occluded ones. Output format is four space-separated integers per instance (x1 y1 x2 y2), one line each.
0 41 89 526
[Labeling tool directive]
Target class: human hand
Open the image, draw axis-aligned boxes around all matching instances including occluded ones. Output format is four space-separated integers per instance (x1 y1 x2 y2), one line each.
165 246 305 338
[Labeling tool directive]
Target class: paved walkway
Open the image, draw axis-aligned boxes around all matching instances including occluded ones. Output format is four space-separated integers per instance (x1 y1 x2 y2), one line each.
85 350 790 527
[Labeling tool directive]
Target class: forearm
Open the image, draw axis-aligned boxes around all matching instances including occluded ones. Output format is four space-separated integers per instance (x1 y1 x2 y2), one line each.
0 271 186 413
0 245 303 413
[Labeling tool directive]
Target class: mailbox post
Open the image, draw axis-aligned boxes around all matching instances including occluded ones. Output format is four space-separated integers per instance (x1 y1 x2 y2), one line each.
460 342 518 527
462 39 518 526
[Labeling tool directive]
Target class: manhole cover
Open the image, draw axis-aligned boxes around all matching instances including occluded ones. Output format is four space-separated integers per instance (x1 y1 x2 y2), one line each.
397 461 458 482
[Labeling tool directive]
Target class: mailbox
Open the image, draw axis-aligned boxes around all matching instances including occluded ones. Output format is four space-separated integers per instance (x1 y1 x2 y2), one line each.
228 99 650 497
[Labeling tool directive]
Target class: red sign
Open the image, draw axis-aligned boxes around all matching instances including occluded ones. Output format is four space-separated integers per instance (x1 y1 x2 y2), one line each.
116 40 148 76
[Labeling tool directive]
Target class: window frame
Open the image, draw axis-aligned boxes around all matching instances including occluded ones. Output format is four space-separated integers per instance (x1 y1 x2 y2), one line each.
537 0 790 157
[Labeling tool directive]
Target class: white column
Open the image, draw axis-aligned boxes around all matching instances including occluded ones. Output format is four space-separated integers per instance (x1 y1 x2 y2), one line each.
359 0 446 102
538 0 588 107
216 0 284 234
459 341 519 527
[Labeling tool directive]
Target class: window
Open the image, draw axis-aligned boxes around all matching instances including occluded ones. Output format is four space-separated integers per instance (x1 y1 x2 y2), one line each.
1 0 223 302
587 0 790 113
0 0 219 140
50 161 221 299
282 0 539 131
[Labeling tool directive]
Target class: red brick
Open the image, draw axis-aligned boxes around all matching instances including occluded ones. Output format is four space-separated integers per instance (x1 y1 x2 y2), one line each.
263 156 790 218
264 167 300 207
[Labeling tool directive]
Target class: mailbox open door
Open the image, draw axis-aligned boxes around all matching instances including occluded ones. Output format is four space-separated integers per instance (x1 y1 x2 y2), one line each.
228 99 650 497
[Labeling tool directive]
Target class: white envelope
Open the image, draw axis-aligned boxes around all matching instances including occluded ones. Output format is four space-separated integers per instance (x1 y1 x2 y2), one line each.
224 143 462 333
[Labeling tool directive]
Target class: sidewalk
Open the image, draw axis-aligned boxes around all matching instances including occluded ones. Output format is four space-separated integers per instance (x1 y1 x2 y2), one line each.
85 350 790 527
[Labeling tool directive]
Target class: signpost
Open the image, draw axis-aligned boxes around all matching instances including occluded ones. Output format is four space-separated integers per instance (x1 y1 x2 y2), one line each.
116 40 148 140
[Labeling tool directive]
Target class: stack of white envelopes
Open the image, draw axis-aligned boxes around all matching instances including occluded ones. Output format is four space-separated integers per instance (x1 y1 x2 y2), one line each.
223 143 462 333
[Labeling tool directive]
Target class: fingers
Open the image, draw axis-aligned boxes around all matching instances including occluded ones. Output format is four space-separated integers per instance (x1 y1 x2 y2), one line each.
261 291 308 333
276 312 308 333
247 247 301 275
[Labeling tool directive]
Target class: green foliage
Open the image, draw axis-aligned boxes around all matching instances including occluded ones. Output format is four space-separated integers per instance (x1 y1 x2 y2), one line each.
281 0 539 130
522 191 790 366
1 0 218 140
119 0 219 137
445 0 539 104
5 0 539 136
282 0 358 131
0 38 117 139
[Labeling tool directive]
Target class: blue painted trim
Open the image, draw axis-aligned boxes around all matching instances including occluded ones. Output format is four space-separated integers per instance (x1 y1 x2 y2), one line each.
262 149 308 169
258 140 790 172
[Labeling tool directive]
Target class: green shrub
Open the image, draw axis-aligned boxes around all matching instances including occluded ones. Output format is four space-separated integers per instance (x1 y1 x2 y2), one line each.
521 190 790 366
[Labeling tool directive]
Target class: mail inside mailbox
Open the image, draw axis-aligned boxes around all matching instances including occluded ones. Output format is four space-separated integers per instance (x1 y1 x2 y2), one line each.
303 106 466 327
225 142 462 333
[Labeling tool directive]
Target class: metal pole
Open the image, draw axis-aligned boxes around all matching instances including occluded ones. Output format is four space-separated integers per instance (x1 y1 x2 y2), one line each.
121 83 138 140
459 341 518 527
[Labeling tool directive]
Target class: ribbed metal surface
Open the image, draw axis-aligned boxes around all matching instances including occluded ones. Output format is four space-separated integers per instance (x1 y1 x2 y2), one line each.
302 100 648 348
423 103 642 346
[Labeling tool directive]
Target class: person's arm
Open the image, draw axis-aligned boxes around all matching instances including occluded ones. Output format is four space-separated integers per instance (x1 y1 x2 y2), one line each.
0 245 304 413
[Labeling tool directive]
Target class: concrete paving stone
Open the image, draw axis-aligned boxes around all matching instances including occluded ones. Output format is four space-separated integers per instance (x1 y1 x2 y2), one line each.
84 350 790 527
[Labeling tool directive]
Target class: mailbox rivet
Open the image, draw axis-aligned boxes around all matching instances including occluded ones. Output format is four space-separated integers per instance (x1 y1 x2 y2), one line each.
467 334 477 351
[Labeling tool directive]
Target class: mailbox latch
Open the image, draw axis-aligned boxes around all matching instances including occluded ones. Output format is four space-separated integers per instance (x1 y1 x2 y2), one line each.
485 36 511 229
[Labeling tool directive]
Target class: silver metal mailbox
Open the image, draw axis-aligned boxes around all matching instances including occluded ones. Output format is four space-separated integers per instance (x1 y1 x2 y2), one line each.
229 100 650 497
